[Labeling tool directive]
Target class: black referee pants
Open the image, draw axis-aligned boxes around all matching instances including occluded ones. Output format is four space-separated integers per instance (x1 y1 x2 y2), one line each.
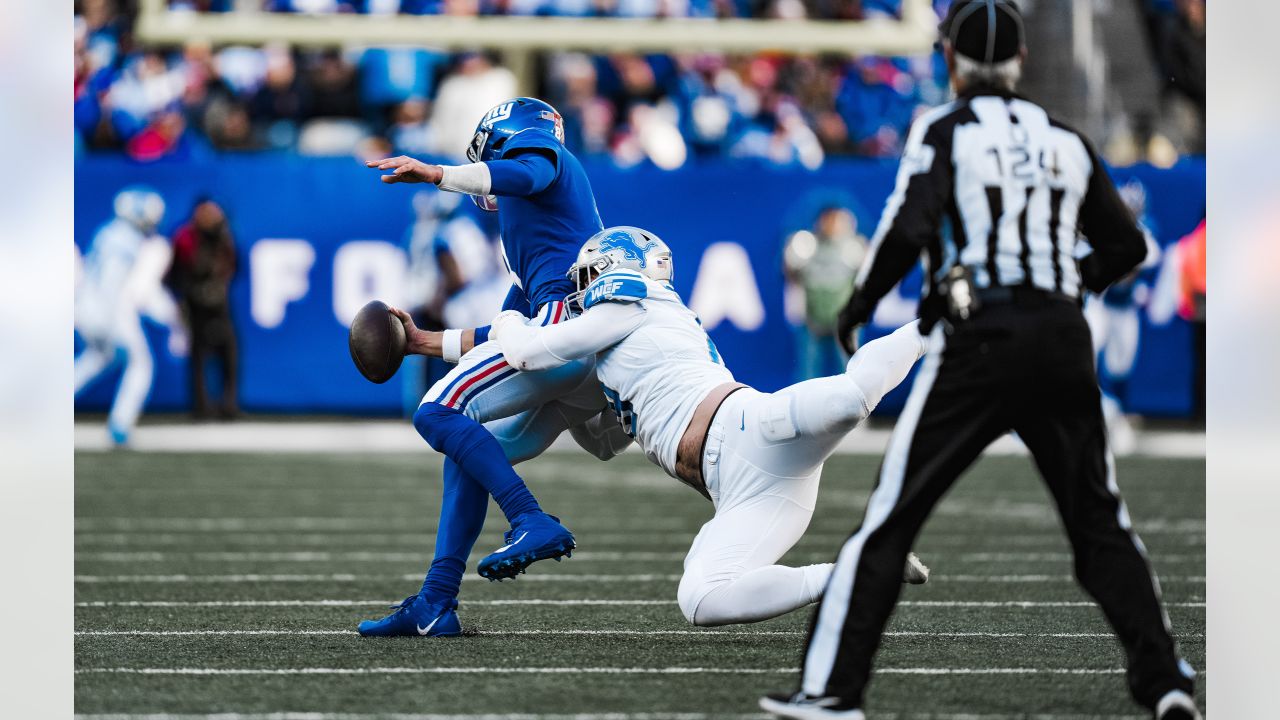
798 299 1195 710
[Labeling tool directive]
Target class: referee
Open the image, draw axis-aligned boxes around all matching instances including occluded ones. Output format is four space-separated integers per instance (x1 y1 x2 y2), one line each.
760 2 1199 719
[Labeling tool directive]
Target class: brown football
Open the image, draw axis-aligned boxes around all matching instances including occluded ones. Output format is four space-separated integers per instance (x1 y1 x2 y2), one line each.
348 300 407 384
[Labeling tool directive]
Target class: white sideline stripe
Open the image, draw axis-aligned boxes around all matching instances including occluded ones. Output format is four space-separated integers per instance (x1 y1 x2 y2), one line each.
74 420 1206 457
73 518 705 533
74 666 794 676
933 574 1205 583
73 517 1205 534
68 713 1160 720
75 666 1129 677
74 629 1201 639
75 599 1207 608
75 551 692 563
72 573 1206 585
73 574 684 584
72 715 783 720
957 552 1204 562
72 550 1206 563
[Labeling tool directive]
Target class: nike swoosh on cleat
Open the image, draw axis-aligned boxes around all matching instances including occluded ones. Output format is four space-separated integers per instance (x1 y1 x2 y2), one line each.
493 531 528 554
416 616 440 636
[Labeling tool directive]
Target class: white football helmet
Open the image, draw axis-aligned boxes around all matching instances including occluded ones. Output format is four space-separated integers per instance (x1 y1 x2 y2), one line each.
565 226 672 313
113 186 166 232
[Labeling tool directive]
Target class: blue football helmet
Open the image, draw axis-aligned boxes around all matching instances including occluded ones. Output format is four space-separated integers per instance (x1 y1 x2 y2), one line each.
464 97 565 212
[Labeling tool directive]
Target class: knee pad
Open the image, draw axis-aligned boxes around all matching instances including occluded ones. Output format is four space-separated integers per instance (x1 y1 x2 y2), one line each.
757 395 798 443
677 571 713 626
822 375 869 432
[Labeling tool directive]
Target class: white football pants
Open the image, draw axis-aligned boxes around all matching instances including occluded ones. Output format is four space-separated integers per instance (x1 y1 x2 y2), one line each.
678 321 926 626
424 300 628 464
73 311 153 437
1084 297 1141 379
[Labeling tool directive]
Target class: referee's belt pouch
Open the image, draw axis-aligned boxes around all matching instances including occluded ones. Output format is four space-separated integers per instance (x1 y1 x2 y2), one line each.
926 265 981 333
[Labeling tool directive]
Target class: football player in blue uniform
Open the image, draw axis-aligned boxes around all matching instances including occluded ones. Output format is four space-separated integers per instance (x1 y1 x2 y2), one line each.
357 98 623 637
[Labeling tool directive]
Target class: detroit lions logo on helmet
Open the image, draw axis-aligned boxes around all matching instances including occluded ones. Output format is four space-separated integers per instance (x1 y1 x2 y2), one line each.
599 230 658 269
480 102 515 129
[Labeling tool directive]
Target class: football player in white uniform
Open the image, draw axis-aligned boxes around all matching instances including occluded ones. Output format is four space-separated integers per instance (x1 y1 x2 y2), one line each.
490 226 929 626
74 186 186 447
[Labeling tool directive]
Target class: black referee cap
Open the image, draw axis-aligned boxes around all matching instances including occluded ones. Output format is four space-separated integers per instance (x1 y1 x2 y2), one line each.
939 0 1026 65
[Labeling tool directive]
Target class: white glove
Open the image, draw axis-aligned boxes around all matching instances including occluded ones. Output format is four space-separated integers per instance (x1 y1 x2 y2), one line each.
168 327 190 358
488 310 527 343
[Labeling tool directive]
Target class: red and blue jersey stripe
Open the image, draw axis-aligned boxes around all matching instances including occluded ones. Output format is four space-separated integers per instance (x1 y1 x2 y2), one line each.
431 301 568 412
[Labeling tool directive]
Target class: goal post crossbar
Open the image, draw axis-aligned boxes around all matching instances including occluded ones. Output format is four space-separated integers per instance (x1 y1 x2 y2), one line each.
136 0 938 56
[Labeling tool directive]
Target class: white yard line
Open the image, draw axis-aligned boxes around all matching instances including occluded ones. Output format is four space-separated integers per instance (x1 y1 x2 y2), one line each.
74 599 1207 609
71 573 1205 584
75 551 689 563
73 574 684 584
72 714 782 720
75 666 1130 676
73 517 1205 534
63 692 1191 720
71 550 1206 563
74 666 794 676
74 420 1206 457
72 518 700 532
75 629 1201 639
73 532 1208 550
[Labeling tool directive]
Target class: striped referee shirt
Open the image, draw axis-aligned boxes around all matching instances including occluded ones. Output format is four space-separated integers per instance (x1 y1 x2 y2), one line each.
842 86 1148 328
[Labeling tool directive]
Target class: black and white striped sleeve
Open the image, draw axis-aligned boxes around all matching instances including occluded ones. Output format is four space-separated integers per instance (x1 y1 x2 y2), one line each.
1075 136 1149 293
841 113 954 327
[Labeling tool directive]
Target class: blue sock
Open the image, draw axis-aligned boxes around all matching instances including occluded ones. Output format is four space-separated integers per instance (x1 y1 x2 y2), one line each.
420 458 487 601
413 402 543 523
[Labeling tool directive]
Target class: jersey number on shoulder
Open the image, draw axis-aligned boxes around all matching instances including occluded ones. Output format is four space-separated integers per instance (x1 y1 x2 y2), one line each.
602 385 637 439
695 315 724 365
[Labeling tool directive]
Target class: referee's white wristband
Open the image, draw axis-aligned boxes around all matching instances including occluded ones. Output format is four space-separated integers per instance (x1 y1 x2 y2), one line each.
441 329 463 364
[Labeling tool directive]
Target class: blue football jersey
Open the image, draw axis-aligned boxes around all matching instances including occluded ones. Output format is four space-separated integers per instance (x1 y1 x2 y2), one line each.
494 130 603 314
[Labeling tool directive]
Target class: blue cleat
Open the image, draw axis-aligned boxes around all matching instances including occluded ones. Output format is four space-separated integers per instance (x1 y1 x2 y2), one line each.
108 423 129 447
478 512 575 581
357 594 462 638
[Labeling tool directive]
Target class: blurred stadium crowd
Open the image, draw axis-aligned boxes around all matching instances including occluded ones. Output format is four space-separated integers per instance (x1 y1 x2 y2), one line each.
75 0 1203 167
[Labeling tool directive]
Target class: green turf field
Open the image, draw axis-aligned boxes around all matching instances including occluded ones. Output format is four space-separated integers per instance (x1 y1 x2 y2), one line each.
74 449 1205 719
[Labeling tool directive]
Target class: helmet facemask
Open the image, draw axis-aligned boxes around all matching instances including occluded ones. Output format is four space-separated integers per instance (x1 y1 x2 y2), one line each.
565 254 616 316
465 129 499 212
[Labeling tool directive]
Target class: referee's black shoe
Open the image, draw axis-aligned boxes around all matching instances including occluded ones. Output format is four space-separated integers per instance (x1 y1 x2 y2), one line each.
1155 690 1202 720
759 691 864 719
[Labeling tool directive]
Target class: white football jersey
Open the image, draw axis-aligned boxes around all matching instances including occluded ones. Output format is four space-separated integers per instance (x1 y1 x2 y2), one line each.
582 269 735 479
76 218 146 339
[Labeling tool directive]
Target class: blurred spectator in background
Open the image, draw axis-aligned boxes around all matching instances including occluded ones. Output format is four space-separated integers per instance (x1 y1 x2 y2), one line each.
1137 0 1205 155
167 198 241 419
359 46 443 133
427 53 517 160
75 187 186 446
102 0 1198 166
835 56 920 157
247 45 309 148
387 98 436 154
399 188 509 413
782 206 867 381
